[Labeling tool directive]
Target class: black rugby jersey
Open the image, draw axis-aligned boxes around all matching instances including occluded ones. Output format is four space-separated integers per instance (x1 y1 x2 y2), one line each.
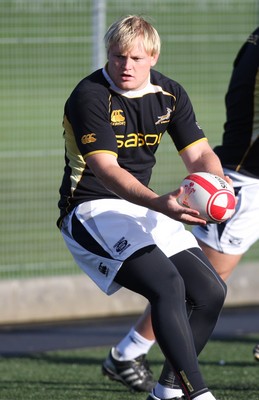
57 68 206 223
214 27 259 178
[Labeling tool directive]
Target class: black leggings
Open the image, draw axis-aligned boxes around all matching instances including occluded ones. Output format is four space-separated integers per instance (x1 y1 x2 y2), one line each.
114 245 226 399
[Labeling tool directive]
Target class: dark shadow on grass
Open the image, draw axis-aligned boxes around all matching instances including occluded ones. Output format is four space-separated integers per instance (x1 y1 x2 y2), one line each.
211 335 259 343
0 379 129 394
0 352 105 365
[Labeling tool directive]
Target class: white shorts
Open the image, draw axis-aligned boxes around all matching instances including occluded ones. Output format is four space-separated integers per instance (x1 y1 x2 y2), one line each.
61 198 199 295
192 169 259 255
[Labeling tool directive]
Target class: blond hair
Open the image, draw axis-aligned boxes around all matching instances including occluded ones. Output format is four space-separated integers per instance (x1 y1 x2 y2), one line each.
104 15 161 56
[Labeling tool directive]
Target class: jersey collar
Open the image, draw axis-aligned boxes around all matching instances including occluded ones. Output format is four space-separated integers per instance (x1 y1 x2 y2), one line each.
102 66 152 98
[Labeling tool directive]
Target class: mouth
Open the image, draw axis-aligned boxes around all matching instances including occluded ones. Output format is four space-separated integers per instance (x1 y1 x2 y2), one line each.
121 73 133 80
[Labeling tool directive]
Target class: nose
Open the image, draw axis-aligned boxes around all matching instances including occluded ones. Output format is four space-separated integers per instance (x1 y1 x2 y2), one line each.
122 57 133 70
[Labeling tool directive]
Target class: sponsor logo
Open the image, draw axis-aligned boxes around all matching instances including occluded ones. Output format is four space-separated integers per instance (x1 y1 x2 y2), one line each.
116 132 162 148
111 109 126 126
155 107 172 125
81 133 96 144
113 237 131 255
214 175 229 189
98 262 109 276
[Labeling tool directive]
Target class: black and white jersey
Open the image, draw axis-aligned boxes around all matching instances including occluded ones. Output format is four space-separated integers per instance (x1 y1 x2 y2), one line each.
214 27 259 178
57 68 206 224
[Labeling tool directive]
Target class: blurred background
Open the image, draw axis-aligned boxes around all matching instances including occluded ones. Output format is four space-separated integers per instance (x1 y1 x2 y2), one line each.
1 0 258 325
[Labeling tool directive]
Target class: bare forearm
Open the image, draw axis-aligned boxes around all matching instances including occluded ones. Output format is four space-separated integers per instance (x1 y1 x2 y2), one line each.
189 152 224 177
96 163 159 210
182 142 225 178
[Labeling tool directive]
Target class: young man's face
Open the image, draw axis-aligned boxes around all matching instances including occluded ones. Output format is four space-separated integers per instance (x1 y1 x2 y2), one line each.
107 38 159 91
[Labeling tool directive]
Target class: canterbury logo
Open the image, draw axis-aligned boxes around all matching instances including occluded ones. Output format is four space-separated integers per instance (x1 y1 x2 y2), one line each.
81 133 96 144
155 107 172 125
111 109 126 125
98 262 109 276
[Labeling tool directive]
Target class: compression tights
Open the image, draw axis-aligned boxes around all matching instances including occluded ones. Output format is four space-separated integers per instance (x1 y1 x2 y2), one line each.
114 245 226 399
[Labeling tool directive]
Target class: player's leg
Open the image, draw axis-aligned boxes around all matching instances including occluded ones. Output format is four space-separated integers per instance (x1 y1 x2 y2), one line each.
150 247 226 400
173 248 226 351
132 303 154 340
102 304 156 392
104 245 228 397
102 247 241 389
197 240 243 280
114 245 225 400
102 302 156 392
103 218 240 393
113 303 154 357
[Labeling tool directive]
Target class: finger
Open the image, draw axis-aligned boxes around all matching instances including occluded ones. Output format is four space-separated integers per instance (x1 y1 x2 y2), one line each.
179 214 207 225
177 205 200 217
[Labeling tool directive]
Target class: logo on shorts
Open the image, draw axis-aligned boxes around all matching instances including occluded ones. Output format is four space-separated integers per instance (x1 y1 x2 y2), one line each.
98 262 109 276
113 237 131 255
229 237 242 246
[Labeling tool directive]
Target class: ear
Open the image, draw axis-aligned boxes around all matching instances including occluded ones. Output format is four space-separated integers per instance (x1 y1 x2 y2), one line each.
151 53 159 67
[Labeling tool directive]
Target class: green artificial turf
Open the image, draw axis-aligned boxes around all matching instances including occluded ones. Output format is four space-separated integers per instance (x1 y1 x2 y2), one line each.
0 337 258 399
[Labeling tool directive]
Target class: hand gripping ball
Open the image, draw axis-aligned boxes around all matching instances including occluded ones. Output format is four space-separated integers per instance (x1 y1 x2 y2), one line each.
177 172 236 223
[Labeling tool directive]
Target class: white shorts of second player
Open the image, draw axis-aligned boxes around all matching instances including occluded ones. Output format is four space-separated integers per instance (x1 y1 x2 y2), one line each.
193 168 259 255
61 198 198 295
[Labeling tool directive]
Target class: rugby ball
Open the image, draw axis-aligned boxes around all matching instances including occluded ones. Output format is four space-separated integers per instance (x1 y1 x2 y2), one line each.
177 172 235 223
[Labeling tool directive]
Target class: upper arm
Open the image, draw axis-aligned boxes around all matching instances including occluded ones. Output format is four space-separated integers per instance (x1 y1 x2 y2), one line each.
85 152 119 178
180 138 211 162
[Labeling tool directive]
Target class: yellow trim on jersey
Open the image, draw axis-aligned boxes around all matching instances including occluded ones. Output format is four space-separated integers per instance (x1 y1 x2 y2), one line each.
84 150 118 159
63 115 86 195
152 84 177 100
178 137 208 155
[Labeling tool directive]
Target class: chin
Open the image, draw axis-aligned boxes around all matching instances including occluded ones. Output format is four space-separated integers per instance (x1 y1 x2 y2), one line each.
118 82 136 90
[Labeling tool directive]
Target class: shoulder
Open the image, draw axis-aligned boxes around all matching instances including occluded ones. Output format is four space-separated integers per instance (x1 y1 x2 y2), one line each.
249 27 259 43
233 28 259 71
150 70 189 102
65 69 111 117
70 69 110 101
150 69 181 90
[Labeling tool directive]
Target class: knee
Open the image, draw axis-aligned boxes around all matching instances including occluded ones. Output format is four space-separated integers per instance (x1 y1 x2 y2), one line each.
188 278 227 316
149 269 186 304
206 278 227 313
